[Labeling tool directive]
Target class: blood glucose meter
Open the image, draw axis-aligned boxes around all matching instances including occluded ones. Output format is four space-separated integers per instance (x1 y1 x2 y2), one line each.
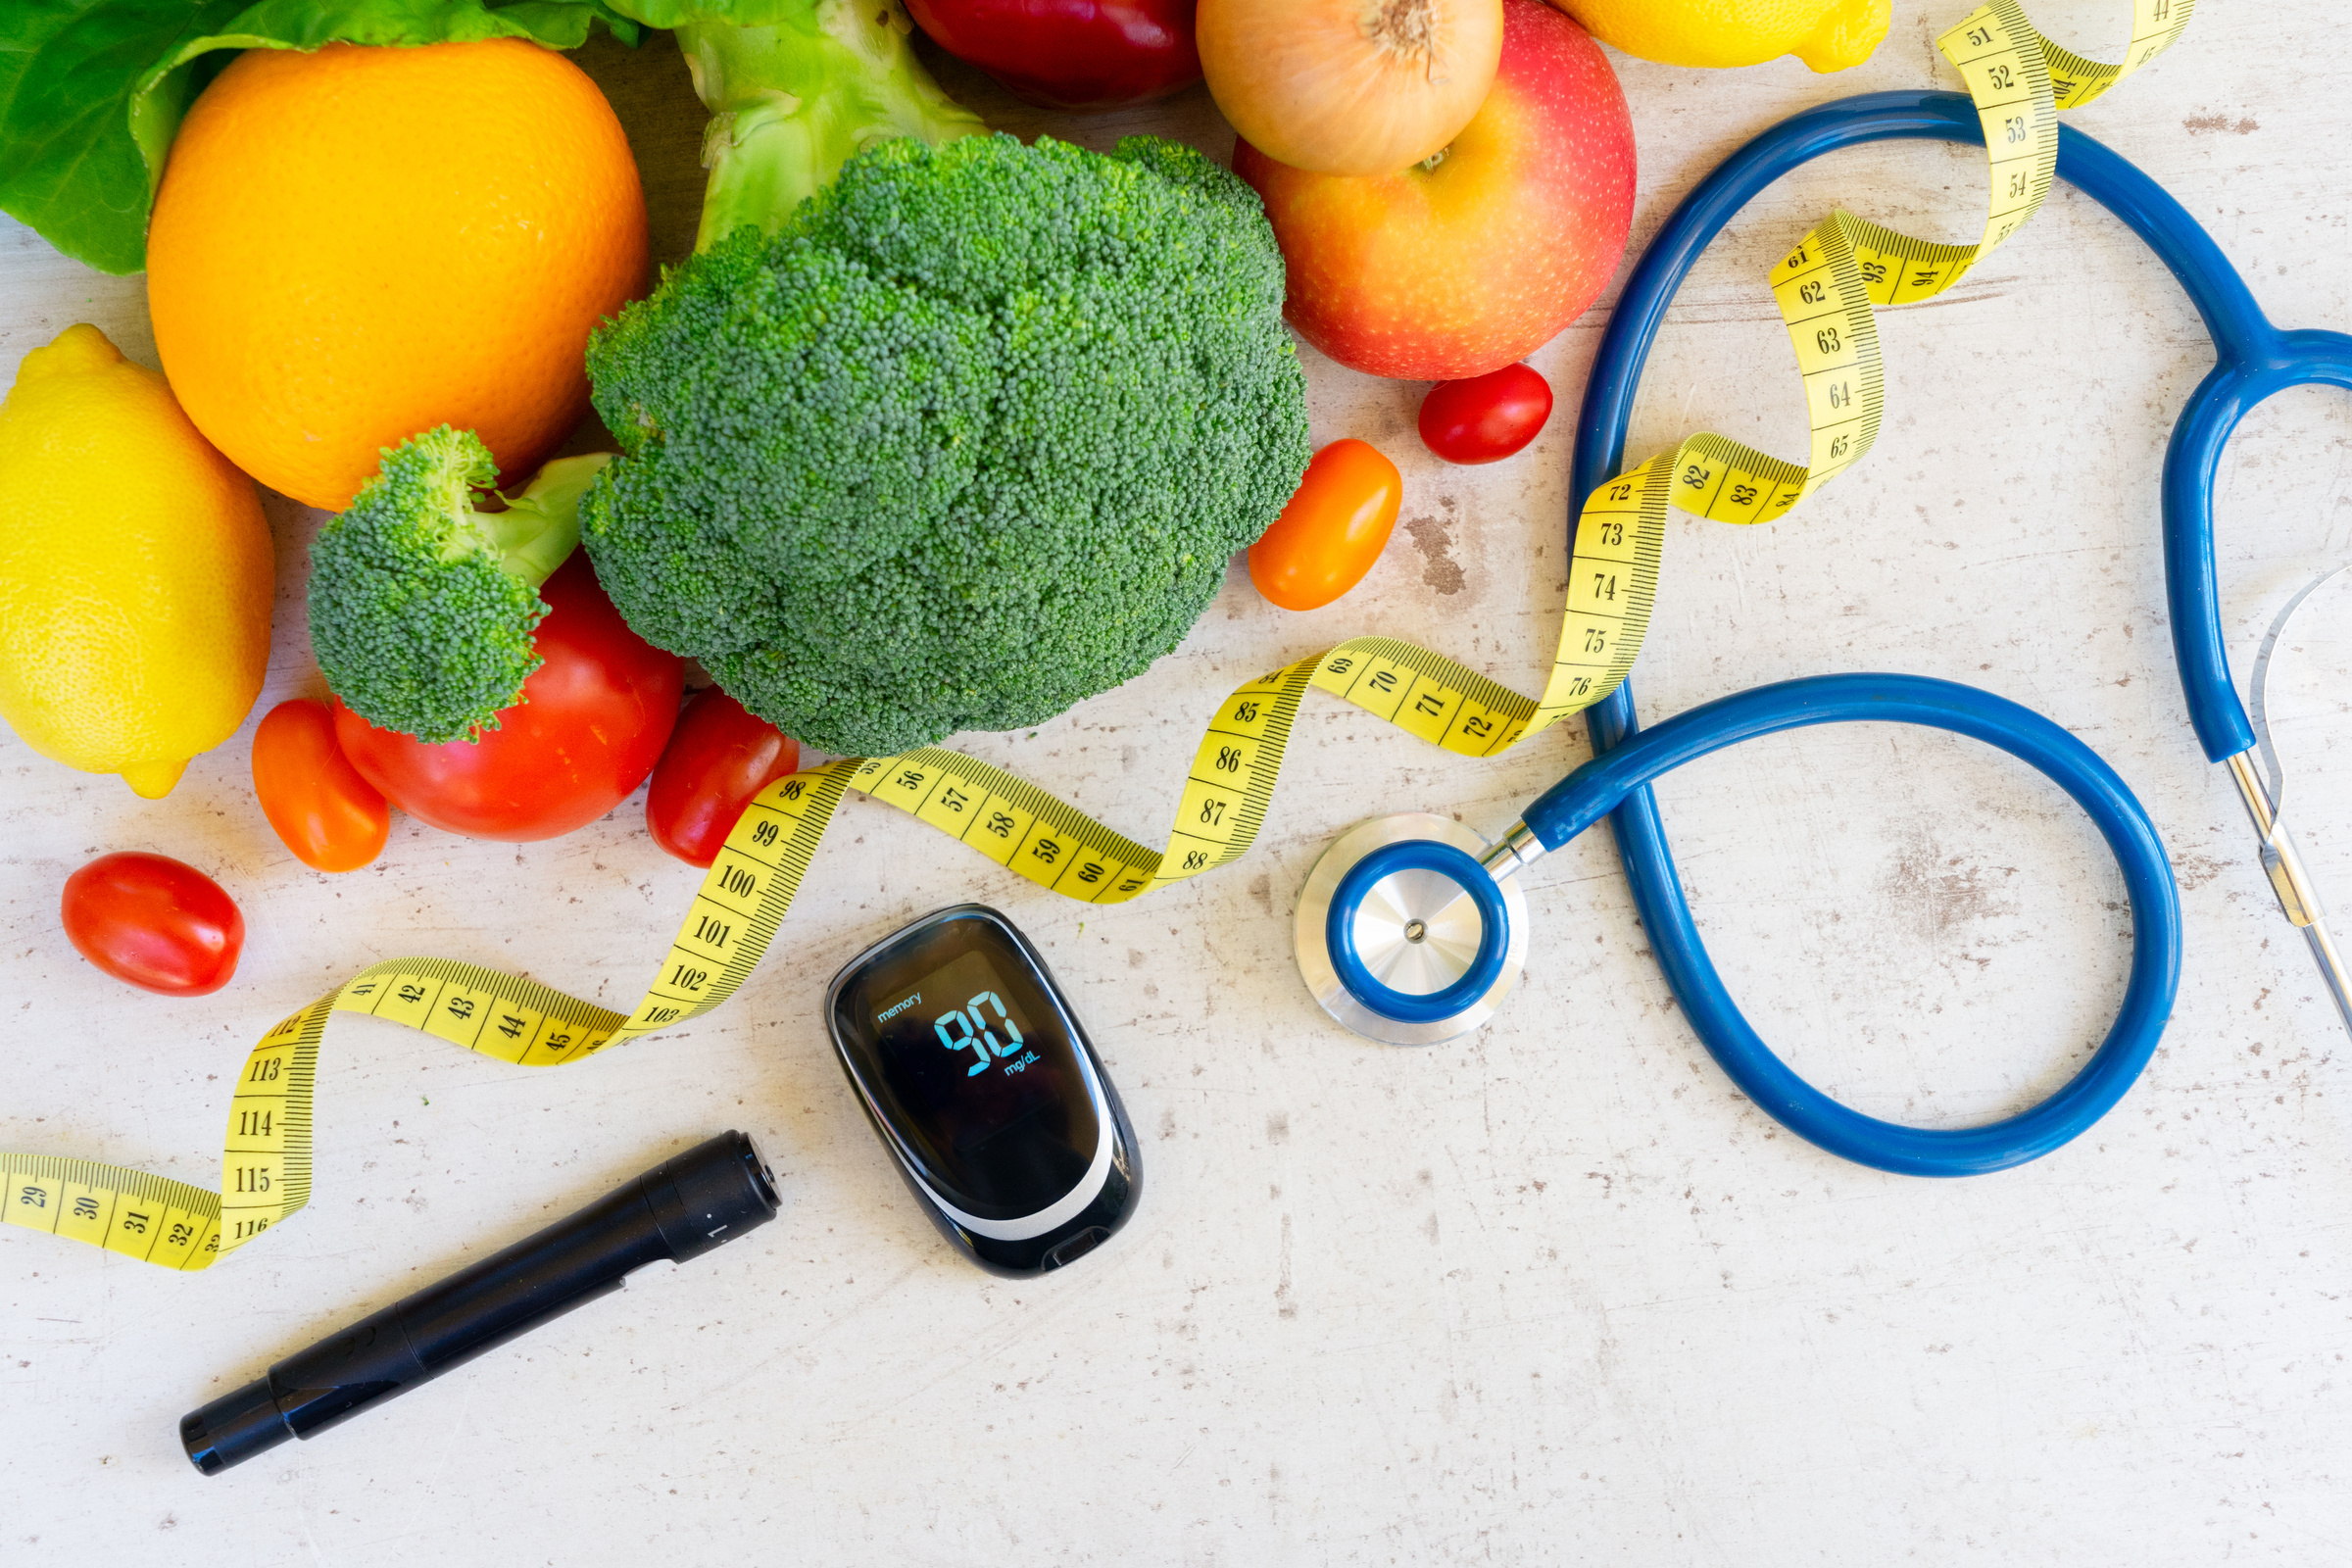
826 906 1139 1275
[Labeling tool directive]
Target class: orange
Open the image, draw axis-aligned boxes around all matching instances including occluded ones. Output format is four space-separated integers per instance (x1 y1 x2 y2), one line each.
146 38 648 511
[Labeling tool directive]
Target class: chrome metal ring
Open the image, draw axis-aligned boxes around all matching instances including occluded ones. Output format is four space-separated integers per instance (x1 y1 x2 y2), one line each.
1294 812 1528 1046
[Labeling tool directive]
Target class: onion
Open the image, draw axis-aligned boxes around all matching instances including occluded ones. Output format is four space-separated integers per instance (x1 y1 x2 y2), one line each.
1199 0 1503 175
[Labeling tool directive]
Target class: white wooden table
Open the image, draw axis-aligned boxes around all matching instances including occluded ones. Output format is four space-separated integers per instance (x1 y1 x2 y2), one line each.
6 3 2348 1560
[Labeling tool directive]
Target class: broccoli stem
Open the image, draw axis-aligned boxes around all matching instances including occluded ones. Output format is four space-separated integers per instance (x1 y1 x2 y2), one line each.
491 453 612 585
677 0 984 251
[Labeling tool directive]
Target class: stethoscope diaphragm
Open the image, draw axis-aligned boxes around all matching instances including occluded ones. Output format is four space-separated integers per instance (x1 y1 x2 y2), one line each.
1294 811 1528 1046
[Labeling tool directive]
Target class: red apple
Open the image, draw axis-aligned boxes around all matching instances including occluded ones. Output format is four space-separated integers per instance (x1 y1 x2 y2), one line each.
1233 0 1634 381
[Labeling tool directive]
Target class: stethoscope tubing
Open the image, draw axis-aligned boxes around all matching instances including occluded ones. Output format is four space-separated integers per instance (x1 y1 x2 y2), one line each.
1522 672 2180 1175
1565 89 2220 1175
1576 87 2352 765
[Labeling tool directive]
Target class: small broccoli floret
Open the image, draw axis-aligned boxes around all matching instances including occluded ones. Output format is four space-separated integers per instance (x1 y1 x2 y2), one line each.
583 129 1312 757
308 427 611 744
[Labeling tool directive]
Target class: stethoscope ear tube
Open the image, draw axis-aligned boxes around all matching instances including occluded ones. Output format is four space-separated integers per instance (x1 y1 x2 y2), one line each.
1530 674 2180 1176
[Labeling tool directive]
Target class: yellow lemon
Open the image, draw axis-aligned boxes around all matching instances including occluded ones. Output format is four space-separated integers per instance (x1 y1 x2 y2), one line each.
1552 0 1889 73
0 324 272 798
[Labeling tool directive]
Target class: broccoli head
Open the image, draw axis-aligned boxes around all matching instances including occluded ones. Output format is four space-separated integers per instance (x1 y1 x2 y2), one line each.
308 427 611 744
581 130 1312 758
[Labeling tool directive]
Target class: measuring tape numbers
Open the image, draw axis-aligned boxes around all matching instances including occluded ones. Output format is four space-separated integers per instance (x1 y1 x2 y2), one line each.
0 0 2190 1271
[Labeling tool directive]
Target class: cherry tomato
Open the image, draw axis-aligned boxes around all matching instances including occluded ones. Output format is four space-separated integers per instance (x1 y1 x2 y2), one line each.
646 689 803 868
1418 364 1554 466
1249 438 1403 612
906 0 1200 111
61 852 244 997
332 555 684 843
251 698 389 871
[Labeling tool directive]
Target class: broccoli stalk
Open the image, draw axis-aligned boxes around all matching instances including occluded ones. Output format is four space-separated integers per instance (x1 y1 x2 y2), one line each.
309 427 612 744
678 1 983 250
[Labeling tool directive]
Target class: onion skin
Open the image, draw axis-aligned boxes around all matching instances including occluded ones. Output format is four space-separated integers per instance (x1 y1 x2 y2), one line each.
1234 0 1635 381
1199 0 1503 175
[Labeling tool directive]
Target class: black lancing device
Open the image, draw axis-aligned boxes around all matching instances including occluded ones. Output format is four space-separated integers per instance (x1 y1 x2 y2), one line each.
180 1130 778 1474
827 905 1140 1276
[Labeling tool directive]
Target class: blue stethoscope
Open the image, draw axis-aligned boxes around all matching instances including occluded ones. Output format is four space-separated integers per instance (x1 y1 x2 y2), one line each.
1296 89 2352 1177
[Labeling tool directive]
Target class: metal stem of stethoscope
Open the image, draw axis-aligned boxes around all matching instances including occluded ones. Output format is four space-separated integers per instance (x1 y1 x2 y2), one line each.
2224 755 2352 1034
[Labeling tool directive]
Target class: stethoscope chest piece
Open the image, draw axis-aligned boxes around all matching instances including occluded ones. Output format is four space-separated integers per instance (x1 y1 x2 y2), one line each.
1295 812 1528 1046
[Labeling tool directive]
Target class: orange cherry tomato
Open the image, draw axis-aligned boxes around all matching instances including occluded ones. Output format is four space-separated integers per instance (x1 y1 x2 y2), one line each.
1248 438 1403 612
251 698 390 871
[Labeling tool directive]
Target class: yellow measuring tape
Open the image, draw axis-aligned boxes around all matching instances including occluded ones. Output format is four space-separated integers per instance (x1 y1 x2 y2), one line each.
1 0 2191 1270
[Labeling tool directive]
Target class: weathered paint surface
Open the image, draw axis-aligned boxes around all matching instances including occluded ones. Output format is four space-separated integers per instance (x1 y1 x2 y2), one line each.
3 5 2348 1560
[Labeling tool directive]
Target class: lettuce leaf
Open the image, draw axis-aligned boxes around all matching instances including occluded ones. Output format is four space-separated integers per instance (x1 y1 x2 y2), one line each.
0 0 633 275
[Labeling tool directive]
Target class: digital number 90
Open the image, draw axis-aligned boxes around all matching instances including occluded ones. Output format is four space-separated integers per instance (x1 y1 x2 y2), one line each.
935 992 1025 1076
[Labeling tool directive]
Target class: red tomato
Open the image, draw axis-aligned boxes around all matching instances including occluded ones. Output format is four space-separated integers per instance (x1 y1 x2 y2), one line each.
331 555 684 843
61 852 244 997
1418 364 1553 465
906 0 1200 110
1248 438 1403 612
646 689 802 868
252 698 389 872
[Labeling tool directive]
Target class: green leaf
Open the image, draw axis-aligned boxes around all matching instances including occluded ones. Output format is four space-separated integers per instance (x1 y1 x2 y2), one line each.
0 0 633 276
599 0 804 29
0 2 251 273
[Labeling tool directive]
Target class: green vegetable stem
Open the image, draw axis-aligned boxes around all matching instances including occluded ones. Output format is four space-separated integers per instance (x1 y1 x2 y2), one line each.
677 0 983 249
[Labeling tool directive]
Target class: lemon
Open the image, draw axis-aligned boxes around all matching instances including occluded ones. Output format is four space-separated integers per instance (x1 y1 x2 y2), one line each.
1553 0 1889 73
0 324 273 798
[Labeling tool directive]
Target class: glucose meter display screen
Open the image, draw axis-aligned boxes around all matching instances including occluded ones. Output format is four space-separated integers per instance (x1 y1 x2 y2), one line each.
838 918 1099 1221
